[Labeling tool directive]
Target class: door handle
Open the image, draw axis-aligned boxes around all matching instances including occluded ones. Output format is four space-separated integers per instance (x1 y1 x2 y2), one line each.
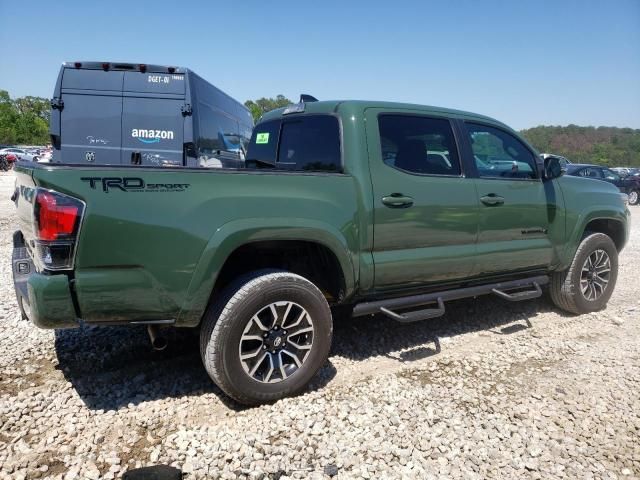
480 194 504 206
382 193 414 208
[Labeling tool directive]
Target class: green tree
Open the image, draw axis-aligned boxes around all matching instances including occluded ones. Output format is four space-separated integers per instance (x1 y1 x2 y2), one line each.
244 95 292 122
0 90 50 145
0 90 19 144
14 96 51 123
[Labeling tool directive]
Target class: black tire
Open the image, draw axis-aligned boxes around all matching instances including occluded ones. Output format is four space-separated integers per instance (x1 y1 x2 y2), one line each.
628 190 639 206
199 270 333 405
33 157 39 162
550 233 618 314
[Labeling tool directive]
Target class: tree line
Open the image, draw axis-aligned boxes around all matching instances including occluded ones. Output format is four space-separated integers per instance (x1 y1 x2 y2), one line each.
0 90 50 145
2 90 638 168
520 125 640 167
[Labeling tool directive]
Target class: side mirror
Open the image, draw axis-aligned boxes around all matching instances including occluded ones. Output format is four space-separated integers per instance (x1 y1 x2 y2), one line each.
543 156 566 180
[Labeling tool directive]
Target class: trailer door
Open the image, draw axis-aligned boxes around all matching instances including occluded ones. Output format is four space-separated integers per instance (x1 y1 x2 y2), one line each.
59 69 124 164
121 72 186 166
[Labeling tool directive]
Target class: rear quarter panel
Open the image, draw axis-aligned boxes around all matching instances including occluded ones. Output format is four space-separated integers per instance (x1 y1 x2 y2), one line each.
28 166 360 325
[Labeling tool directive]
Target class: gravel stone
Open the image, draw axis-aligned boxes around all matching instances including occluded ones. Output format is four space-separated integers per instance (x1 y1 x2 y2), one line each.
0 171 638 479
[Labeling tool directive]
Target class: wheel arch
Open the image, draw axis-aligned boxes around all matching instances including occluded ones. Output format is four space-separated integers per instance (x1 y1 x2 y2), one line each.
560 209 628 271
583 218 626 251
177 218 357 326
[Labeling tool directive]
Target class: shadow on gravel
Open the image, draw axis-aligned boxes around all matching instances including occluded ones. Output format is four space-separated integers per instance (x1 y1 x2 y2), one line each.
55 294 565 410
54 325 337 411
55 326 220 411
331 294 564 362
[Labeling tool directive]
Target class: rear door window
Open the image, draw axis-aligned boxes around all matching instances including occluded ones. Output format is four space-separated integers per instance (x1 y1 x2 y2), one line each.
378 115 461 175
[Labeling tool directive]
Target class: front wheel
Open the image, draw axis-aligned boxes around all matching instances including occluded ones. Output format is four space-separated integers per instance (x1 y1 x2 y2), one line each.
200 270 333 405
550 233 618 314
628 190 639 206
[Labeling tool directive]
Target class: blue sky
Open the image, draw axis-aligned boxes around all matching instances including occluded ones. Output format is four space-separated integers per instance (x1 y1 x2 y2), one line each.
1 0 638 130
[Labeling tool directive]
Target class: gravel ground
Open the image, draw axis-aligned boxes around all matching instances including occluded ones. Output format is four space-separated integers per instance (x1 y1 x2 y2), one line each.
0 170 638 480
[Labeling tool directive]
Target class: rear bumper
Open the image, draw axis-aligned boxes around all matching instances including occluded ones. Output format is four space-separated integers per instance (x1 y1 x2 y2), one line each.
12 232 79 329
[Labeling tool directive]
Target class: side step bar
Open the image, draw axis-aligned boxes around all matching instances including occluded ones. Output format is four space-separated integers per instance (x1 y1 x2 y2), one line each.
352 275 548 324
380 297 445 324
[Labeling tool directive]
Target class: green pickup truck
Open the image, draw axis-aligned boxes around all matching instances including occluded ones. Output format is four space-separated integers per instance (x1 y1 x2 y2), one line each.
12 99 630 405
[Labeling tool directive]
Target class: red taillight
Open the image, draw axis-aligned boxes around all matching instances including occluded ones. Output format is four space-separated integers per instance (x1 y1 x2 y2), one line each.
74 62 82 68
32 190 84 271
36 191 80 241
139 64 147 73
102 62 110 71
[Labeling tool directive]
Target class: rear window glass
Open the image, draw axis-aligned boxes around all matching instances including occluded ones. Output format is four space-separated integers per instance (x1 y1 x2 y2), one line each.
246 116 341 172
277 116 341 172
246 120 280 165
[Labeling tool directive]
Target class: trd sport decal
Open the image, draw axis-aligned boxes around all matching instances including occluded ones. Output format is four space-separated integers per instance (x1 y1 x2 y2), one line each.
81 177 190 193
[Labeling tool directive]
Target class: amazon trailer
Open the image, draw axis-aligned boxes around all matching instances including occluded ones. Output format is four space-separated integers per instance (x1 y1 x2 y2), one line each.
49 61 253 167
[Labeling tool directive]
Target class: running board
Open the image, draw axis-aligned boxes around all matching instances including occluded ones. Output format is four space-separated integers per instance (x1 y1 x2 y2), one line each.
353 275 548 323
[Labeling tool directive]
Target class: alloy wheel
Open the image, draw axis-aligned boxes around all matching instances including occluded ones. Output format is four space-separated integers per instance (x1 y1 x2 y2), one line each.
580 249 611 301
238 301 314 383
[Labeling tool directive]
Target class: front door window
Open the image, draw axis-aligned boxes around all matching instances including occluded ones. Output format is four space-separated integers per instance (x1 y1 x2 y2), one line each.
467 123 537 180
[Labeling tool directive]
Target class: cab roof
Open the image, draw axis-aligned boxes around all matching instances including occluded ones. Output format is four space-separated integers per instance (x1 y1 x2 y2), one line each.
259 99 509 129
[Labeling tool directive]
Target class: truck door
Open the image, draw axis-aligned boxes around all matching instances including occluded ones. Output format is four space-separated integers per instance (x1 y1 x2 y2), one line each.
365 109 480 290
460 121 554 276
59 69 124 165
121 72 186 166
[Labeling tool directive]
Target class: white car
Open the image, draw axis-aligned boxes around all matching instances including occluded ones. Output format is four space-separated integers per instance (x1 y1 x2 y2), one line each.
38 149 53 163
0 148 39 162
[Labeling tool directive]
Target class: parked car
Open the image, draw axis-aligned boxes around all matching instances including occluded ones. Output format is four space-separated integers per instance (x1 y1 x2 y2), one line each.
566 163 640 205
0 147 39 162
612 167 640 178
12 98 629 405
38 149 52 163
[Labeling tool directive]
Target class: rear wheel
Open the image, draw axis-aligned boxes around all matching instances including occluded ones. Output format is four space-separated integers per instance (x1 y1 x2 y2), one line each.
550 233 618 314
200 270 333 405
